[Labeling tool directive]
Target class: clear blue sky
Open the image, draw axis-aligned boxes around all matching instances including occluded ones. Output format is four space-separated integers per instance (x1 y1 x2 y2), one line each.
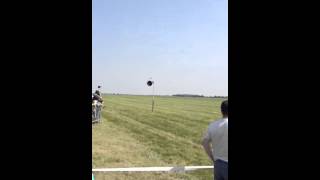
93 0 228 96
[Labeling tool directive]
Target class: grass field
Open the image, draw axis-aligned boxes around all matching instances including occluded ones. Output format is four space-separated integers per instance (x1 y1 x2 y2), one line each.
92 95 226 180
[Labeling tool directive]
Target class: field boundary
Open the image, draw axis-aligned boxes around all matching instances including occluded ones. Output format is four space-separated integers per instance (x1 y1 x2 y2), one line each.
92 166 213 173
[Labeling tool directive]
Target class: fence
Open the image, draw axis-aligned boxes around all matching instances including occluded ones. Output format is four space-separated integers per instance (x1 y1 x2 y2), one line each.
92 166 213 173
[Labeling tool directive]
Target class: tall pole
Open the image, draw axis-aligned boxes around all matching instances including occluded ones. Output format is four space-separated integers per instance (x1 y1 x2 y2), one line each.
152 81 155 112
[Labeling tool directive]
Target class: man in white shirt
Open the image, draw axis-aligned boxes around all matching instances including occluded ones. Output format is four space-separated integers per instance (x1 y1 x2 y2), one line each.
202 100 228 180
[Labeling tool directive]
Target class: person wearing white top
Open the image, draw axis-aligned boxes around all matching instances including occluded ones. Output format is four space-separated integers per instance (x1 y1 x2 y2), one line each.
202 100 228 180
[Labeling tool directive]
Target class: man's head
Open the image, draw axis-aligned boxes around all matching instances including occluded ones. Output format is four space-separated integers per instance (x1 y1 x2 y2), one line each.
95 90 101 96
221 100 228 117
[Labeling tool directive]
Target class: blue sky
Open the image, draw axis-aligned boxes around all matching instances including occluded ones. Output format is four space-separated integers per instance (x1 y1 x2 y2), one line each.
93 0 228 96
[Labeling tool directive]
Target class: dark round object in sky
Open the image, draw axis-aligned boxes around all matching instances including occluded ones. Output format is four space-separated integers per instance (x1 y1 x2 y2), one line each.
147 81 153 86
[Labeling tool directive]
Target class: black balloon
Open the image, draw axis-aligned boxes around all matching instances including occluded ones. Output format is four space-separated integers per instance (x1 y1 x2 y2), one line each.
147 81 153 86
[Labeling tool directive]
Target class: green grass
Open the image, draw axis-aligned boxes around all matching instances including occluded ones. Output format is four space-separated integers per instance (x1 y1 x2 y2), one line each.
93 95 226 180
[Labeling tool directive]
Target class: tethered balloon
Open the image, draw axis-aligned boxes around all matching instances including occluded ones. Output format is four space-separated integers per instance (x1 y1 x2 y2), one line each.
147 80 153 86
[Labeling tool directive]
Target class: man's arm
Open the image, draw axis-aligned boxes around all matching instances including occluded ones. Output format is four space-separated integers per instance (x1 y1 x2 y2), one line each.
202 138 214 162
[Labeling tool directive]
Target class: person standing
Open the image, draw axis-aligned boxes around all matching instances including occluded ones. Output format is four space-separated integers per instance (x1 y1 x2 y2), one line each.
202 100 228 180
92 85 103 122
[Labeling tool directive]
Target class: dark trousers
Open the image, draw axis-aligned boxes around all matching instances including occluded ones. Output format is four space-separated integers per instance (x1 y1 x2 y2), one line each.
214 159 228 180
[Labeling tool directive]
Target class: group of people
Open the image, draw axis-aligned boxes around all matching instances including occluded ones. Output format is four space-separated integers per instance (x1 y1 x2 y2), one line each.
92 86 103 103
92 86 104 122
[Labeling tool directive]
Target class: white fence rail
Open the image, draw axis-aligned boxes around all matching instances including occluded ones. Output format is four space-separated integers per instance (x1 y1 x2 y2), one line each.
92 166 213 173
